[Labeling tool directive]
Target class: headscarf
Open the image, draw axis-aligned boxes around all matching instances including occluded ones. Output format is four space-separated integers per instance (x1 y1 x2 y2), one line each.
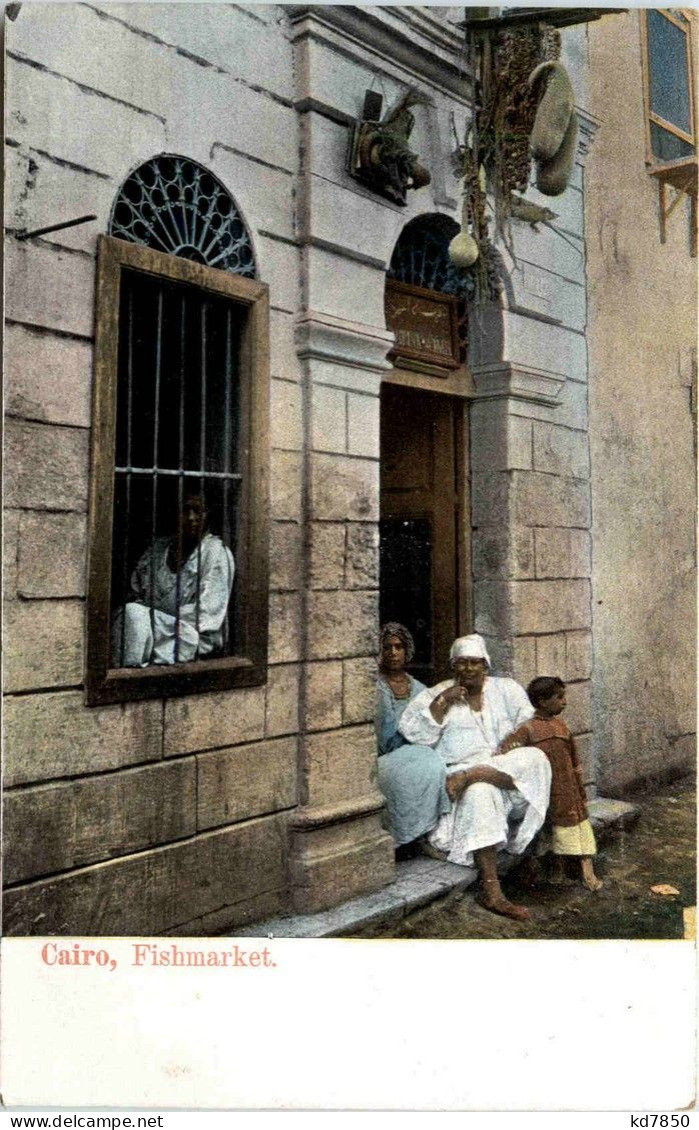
379 622 416 664
449 633 491 669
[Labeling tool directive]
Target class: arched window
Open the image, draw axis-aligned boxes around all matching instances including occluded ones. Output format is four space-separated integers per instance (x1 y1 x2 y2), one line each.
385 214 469 370
86 156 269 705
110 155 257 276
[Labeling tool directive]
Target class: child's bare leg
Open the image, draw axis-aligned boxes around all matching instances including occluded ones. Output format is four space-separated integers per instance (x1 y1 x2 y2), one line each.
581 856 603 891
549 855 566 884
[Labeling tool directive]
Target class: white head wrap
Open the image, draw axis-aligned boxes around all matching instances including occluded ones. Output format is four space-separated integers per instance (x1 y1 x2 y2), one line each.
449 633 491 668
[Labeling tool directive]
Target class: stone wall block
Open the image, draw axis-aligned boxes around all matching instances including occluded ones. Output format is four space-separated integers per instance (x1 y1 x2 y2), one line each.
4 600 83 693
256 235 299 312
4 509 20 599
265 663 301 738
306 247 387 330
3 815 289 936
268 592 303 664
533 422 590 479
6 240 96 338
345 523 379 589
270 451 302 522
564 681 592 735
5 324 92 428
305 661 343 731
512 636 537 686
18 512 86 598
269 521 303 592
343 657 377 725
4 759 196 884
473 581 514 640
510 261 586 331
289 815 394 914
5 421 88 512
270 310 301 384
511 579 591 635
305 724 378 808
307 591 378 659
535 528 571 579
310 454 379 522
569 530 592 577
164 685 266 756
270 379 303 452
311 384 346 454
472 527 535 580
574 733 594 783
309 522 345 589
566 631 593 681
347 393 380 459
535 633 567 678
511 381 589 432
197 736 297 831
471 403 532 472
471 471 511 528
307 173 399 266
6 54 166 180
512 471 591 529
4 691 163 788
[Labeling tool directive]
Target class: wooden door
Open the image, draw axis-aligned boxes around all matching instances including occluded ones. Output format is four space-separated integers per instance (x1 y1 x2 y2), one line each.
379 384 468 685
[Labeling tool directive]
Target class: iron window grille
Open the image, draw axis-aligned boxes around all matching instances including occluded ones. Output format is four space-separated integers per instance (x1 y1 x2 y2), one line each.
86 158 269 706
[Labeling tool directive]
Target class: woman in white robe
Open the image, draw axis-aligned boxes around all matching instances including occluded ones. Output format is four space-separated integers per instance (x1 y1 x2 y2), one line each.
399 634 551 920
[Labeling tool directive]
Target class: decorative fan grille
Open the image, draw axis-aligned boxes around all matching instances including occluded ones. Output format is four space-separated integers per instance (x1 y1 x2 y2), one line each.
387 214 470 361
387 214 475 300
110 155 256 277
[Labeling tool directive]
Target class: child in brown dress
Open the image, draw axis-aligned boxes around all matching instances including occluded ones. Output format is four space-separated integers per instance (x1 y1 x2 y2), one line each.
497 676 603 892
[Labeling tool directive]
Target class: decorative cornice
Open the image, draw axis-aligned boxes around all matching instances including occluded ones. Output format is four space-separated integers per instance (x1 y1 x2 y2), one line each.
295 310 394 372
470 361 566 406
287 6 472 103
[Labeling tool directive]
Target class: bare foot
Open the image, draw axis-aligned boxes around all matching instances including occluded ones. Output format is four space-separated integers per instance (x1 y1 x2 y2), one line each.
446 771 470 802
478 880 531 922
581 859 603 892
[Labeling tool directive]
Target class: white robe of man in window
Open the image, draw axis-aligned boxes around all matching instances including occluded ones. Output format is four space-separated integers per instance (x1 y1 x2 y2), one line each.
112 494 235 667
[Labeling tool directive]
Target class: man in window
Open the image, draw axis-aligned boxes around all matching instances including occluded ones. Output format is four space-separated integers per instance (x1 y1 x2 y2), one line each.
112 492 235 667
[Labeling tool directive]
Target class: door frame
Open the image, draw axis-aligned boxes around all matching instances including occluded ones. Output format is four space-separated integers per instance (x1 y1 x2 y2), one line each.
379 368 473 674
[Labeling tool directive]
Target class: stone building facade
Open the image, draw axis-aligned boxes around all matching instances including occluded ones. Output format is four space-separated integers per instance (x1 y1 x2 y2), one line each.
585 10 697 795
3 5 695 936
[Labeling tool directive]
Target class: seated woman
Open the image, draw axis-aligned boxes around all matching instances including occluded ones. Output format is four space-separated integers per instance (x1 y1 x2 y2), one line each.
376 622 451 853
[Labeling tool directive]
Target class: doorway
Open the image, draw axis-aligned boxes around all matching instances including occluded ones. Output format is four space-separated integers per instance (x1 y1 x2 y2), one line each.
379 383 469 685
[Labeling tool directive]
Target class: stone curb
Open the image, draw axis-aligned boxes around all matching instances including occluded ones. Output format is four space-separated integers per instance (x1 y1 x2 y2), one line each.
234 797 640 939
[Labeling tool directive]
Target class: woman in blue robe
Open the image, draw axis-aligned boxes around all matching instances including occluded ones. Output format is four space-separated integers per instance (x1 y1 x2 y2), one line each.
376 622 451 849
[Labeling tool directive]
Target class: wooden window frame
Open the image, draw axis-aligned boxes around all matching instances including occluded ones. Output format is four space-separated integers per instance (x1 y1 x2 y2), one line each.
641 9 696 163
85 235 270 706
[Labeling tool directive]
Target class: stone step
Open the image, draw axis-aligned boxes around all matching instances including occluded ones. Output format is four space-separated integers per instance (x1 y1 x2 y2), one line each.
234 795 641 939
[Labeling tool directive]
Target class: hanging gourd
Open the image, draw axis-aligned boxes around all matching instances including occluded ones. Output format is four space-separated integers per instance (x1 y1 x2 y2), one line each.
535 109 578 196
449 186 479 268
527 60 578 197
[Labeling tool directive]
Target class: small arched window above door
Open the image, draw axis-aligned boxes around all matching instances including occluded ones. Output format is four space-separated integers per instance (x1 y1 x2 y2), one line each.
385 213 469 372
86 156 269 706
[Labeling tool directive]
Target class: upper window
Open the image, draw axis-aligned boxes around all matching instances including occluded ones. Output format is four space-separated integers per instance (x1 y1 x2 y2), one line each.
86 156 269 706
643 9 695 163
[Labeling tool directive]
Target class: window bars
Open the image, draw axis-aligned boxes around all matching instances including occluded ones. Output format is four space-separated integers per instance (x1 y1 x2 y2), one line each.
108 156 255 670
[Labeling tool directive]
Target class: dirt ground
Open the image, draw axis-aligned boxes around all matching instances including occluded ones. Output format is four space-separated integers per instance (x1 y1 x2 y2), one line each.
356 775 696 940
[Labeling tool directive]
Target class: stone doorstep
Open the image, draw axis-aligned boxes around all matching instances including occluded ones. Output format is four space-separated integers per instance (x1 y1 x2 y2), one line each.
233 797 640 939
